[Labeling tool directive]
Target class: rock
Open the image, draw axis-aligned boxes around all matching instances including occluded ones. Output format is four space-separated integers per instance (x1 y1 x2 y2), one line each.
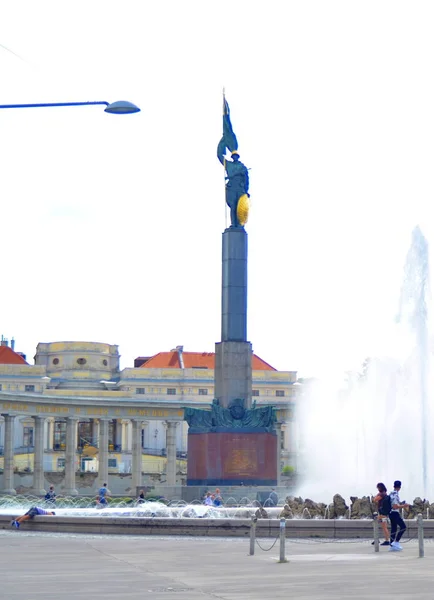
255 507 269 519
328 494 348 519
350 496 374 519
279 504 293 519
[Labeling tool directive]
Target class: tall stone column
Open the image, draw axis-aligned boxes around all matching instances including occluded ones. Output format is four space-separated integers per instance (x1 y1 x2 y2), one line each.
46 418 54 450
275 422 282 486
98 418 109 488
31 416 46 495
64 417 78 496
165 421 178 486
214 227 253 409
131 420 143 491
1 414 16 494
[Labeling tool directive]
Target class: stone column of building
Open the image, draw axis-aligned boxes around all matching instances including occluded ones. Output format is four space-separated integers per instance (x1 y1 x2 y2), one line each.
1 414 16 495
131 420 143 492
98 418 109 488
91 418 99 446
31 416 46 495
275 422 282 486
46 418 54 450
121 420 132 451
165 421 178 486
64 417 78 496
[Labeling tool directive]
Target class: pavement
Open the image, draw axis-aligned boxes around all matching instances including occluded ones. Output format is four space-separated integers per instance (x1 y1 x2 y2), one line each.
0 531 433 599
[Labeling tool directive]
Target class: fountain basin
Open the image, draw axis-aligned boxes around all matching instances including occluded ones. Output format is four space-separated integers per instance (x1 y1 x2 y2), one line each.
2 514 434 537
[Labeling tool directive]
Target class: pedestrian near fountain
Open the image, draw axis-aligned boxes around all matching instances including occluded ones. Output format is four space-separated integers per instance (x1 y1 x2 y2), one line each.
213 488 223 507
11 506 55 529
44 485 56 506
389 480 410 551
137 489 146 504
204 492 213 506
268 489 278 507
97 483 110 508
372 482 390 546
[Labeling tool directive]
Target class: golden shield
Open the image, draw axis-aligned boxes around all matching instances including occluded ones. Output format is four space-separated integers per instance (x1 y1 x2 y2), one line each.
237 194 250 226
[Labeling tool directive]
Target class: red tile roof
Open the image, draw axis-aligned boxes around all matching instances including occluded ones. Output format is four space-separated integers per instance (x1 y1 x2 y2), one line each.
139 351 276 371
0 346 28 365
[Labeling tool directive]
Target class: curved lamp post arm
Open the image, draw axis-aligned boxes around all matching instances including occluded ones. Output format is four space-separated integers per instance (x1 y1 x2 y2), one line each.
0 100 140 114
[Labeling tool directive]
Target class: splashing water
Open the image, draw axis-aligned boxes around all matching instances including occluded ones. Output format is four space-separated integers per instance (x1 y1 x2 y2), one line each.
297 226 432 502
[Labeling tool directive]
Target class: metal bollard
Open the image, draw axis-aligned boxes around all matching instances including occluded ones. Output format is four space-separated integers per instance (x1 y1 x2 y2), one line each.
373 516 379 553
249 516 257 556
278 517 288 563
417 513 424 558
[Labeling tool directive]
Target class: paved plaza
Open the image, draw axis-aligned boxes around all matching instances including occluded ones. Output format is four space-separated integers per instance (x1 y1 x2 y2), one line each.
1 531 434 599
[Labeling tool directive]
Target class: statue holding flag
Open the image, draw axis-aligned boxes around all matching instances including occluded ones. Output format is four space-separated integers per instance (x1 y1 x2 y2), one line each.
217 96 250 228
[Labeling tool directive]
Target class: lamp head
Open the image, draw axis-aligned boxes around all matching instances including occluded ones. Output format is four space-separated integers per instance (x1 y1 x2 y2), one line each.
104 101 140 114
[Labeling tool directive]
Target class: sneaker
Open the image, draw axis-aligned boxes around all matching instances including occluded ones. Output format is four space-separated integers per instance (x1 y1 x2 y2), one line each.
11 520 19 529
389 544 399 552
394 542 403 550
390 541 402 551
381 541 390 546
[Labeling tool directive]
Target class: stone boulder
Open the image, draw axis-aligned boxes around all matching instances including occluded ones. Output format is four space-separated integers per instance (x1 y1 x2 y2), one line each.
328 494 348 519
279 504 294 519
255 507 269 519
350 496 374 519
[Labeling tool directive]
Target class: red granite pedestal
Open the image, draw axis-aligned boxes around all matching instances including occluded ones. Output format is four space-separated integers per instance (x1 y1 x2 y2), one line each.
187 430 277 486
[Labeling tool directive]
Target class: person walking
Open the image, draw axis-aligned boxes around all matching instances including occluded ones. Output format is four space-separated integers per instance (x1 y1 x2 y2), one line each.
389 480 410 551
11 506 55 529
372 482 391 546
96 483 110 507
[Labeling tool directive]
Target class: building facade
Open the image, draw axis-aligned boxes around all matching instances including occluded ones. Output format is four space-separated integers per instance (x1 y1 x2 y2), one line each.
0 340 297 495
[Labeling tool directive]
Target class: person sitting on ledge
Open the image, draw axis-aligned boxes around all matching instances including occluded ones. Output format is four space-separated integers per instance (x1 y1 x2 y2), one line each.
11 506 55 529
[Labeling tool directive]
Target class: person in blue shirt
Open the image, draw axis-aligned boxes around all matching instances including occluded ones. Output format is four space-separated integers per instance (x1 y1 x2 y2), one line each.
389 480 410 551
96 483 110 508
44 485 56 506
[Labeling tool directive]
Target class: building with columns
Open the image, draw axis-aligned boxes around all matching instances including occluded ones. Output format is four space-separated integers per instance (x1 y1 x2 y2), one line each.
0 340 297 495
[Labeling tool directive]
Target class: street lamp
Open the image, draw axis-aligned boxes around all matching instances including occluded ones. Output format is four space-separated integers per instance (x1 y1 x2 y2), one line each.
0 100 140 114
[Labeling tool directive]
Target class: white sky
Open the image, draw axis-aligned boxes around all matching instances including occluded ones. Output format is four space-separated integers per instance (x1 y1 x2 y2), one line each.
1 1 434 379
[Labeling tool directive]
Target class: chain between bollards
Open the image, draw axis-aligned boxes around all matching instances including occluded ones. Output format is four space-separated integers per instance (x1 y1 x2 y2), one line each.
417 513 424 558
373 515 380 553
249 515 257 556
278 517 288 563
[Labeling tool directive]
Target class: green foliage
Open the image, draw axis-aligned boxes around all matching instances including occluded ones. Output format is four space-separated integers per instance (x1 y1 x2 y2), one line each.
282 465 295 476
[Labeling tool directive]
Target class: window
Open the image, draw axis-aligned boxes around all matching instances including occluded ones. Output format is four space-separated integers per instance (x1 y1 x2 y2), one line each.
108 458 117 468
199 388 208 396
167 388 176 395
136 388 145 394
77 358 87 365
52 358 59 365
252 389 259 397
25 385 35 392
57 458 65 469
276 390 285 397
23 427 34 447
102 359 108 366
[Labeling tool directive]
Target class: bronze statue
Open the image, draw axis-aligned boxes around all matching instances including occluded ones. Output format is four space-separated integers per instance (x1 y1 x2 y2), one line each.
217 96 250 228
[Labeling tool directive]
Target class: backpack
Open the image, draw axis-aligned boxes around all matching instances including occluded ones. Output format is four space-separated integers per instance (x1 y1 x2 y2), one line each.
379 494 392 515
